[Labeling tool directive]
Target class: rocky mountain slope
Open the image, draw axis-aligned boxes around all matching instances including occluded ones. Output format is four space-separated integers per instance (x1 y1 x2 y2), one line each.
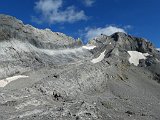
0 14 160 120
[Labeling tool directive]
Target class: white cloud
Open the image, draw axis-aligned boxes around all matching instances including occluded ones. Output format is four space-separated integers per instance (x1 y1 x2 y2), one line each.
157 48 160 51
124 25 132 29
83 0 95 7
85 26 126 40
33 0 87 24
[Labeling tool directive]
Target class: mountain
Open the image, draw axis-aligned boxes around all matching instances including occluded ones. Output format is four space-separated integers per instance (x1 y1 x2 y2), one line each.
0 14 160 120
0 14 90 79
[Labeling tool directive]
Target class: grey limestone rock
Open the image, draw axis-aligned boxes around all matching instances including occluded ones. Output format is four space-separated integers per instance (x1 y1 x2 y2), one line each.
0 14 160 120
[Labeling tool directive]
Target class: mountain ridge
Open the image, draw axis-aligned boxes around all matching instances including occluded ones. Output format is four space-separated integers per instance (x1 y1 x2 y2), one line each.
0 14 160 120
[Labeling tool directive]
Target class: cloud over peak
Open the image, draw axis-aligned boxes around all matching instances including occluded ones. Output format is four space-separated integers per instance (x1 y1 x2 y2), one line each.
85 26 126 40
33 0 87 24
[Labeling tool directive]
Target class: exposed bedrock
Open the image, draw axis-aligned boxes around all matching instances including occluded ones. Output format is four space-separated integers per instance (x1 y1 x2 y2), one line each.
0 14 160 120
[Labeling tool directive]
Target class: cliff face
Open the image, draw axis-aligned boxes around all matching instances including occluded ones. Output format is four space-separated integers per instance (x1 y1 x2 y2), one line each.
0 15 160 120
0 14 82 48
91 32 160 73
0 14 90 79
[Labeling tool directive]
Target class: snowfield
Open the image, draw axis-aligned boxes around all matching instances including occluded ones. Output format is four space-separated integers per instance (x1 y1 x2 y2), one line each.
0 75 29 87
82 45 96 50
128 51 150 66
91 50 106 63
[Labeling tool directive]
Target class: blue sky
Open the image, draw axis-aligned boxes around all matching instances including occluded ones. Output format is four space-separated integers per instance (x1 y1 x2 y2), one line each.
0 0 160 47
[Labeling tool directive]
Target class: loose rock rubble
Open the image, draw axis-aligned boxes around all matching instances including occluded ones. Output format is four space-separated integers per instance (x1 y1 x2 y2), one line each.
0 14 160 120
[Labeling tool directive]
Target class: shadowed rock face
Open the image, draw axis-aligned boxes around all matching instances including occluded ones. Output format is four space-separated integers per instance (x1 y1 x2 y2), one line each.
0 14 160 120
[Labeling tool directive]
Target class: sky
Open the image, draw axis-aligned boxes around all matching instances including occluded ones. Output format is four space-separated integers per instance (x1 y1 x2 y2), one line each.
0 0 160 47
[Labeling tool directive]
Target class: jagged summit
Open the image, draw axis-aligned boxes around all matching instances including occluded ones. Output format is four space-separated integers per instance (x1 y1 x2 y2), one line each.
0 15 160 120
90 31 155 52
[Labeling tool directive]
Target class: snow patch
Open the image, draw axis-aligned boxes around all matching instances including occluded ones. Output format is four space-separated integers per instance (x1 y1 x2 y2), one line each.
0 75 29 87
82 45 96 50
91 50 106 63
128 51 150 66
157 48 160 51
143 53 150 57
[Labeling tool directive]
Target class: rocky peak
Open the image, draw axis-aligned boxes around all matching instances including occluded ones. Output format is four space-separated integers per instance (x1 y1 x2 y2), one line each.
110 32 127 41
0 14 82 49
87 31 160 69
0 14 23 27
89 32 156 54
